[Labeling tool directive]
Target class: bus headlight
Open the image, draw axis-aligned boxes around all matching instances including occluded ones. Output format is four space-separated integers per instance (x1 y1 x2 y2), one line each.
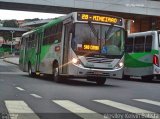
115 61 124 69
72 58 80 64
119 62 124 67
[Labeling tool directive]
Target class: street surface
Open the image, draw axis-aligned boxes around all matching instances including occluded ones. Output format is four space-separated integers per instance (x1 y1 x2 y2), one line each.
0 59 160 119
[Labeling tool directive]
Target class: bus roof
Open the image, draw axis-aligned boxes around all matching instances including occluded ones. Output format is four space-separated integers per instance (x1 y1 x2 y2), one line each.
128 30 160 37
22 12 124 37
22 14 69 37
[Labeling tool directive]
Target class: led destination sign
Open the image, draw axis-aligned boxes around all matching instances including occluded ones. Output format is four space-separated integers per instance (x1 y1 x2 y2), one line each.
77 13 122 25
83 44 100 51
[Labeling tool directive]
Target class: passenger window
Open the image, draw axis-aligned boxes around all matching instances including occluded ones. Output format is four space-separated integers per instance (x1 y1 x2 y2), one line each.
134 36 145 52
145 35 152 52
159 34 160 47
125 37 133 53
43 23 62 45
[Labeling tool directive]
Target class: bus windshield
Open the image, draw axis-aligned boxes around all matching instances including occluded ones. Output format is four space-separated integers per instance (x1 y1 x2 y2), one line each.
71 23 124 57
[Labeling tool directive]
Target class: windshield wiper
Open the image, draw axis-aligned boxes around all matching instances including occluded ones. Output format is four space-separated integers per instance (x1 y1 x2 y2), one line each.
105 24 114 44
88 21 99 40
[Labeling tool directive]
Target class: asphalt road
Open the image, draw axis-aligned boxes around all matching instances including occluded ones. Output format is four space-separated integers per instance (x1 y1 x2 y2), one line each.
0 59 160 119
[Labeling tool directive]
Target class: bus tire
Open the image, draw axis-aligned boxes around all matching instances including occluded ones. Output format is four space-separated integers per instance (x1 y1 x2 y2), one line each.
96 78 106 85
123 75 130 80
141 75 153 81
53 63 61 83
28 63 35 77
156 75 160 80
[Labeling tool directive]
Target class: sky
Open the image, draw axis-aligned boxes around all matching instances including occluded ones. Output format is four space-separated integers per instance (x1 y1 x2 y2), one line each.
0 9 64 20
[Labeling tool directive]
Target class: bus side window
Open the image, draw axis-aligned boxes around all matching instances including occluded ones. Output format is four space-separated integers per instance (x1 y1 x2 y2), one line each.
134 36 145 52
158 33 160 47
125 37 133 53
145 35 152 52
43 23 63 45
21 38 24 49
54 22 63 43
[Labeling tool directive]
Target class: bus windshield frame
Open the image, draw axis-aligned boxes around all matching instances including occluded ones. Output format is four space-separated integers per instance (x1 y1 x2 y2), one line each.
71 22 125 58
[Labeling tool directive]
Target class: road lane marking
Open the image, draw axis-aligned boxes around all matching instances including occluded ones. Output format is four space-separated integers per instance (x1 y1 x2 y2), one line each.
0 72 26 75
5 100 40 119
94 100 160 119
53 100 107 119
134 99 160 106
30 94 42 99
16 87 25 91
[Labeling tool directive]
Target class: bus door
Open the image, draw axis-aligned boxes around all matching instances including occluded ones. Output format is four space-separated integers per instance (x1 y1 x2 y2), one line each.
157 32 160 66
21 37 27 71
62 22 73 74
35 33 42 72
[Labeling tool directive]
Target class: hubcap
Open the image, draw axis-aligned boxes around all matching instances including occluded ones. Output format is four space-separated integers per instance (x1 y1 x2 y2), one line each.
54 68 58 77
29 66 31 75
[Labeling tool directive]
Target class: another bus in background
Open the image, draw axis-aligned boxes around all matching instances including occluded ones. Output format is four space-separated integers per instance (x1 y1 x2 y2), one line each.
124 30 160 81
19 12 126 85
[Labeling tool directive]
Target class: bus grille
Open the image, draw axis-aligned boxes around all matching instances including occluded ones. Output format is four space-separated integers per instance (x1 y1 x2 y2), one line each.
86 57 113 63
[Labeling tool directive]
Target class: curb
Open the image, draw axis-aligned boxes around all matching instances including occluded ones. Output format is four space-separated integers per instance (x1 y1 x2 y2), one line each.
3 59 19 66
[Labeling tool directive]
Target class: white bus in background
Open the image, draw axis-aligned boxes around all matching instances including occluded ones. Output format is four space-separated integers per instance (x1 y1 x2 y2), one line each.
124 30 160 81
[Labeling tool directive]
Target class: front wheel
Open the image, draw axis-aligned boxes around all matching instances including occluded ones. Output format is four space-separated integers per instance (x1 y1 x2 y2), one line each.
28 63 35 77
156 75 160 80
122 75 130 80
53 63 62 83
96 78 106 85
141 75 153 81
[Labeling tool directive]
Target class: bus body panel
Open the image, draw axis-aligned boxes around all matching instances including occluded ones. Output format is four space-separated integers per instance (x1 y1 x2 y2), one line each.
124 67 153 76
39 43 62 74
124 30 160 78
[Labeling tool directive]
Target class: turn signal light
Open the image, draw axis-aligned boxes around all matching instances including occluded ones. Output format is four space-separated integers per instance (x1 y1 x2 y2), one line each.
153 55 159 66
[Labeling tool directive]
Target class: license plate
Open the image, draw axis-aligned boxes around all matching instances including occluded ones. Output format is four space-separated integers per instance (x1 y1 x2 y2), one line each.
94 71 102 75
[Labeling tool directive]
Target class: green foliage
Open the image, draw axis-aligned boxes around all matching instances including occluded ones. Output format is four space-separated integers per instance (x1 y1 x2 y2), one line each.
2 20 18 42
3 20 19 27
24 18 40 22
3 32 11 42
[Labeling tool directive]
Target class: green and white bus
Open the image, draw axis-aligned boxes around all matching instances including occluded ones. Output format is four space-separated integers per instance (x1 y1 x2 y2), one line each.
19 12 126 85
124 30 160 81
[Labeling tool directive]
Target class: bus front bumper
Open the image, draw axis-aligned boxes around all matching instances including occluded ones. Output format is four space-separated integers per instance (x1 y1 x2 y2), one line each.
153 65 160 75
68 64 123 79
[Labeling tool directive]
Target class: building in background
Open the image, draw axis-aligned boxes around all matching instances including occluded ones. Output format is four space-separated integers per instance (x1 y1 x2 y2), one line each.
126 16 160 34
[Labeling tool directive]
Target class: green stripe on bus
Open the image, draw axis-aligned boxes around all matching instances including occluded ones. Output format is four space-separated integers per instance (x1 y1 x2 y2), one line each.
26 48 36 65
40 45 52 61
151 50 159 54
125 54 152 67
124 50 158 68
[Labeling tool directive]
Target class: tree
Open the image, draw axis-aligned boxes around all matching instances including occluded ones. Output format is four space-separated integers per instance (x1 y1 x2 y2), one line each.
3 32 12 43
3 20 19 27
24 18 40 22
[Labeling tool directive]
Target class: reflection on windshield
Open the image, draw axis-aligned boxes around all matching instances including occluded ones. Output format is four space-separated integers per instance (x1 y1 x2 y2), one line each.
71 23 124 56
